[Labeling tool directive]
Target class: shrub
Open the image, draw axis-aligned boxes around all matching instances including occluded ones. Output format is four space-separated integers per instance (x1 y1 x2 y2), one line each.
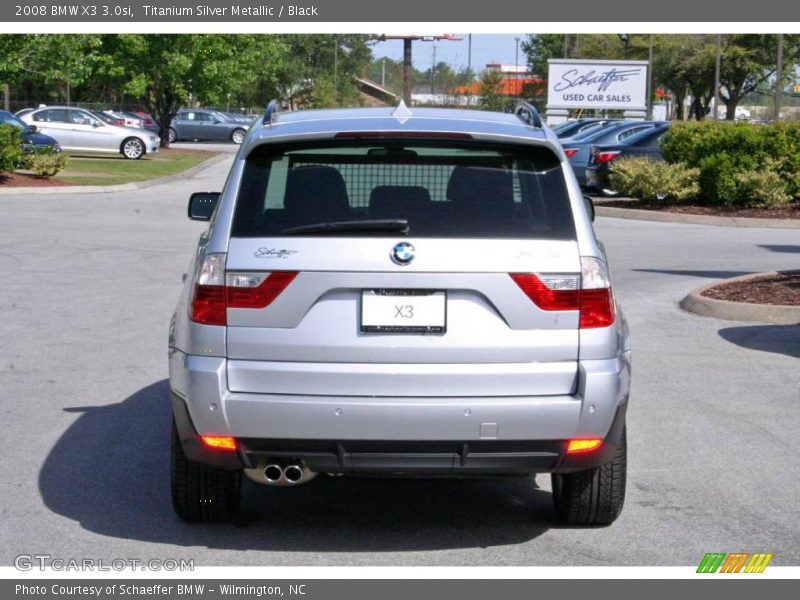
661 121 800 206
608 156 699 202
733 165 791 208
23 150 68 178
0 124 24 173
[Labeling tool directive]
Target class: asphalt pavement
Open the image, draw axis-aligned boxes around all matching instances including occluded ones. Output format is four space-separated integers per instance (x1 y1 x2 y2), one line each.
1 153 798 567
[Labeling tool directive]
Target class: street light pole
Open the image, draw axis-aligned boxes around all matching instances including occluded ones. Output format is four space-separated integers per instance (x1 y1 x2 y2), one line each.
713 34 721 121
646 34 654 120
775 33 784 121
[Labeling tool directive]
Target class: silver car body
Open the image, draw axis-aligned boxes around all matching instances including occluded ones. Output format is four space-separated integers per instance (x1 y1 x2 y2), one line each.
169 105 631 515
21 106 159 156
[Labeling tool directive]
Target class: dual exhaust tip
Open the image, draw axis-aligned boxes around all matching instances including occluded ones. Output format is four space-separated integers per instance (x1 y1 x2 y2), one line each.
264 462 312 486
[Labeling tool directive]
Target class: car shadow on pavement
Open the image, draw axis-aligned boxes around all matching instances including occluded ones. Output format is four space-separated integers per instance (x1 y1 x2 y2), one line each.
632 269 754 279
718 324 800 359
38 380 554 554
757 244 800 254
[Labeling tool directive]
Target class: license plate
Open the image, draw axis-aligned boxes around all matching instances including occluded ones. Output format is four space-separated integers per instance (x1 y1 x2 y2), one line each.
361 290 446 333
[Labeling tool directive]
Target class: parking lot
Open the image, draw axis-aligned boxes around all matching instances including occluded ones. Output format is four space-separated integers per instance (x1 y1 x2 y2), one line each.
1 152 798 566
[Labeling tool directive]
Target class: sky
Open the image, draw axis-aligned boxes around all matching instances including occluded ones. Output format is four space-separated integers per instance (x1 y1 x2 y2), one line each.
369 34 531 72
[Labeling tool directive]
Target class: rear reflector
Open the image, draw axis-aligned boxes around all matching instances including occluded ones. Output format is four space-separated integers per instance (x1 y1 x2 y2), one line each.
509 256 616 329
200 435 237 451
190 253 298 326
563 148 579 158
566 439 603 454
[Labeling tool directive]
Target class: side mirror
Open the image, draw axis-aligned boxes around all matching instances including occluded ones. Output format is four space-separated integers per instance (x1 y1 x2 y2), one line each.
583 195 595 223
27 124 38 133
188 192 221 221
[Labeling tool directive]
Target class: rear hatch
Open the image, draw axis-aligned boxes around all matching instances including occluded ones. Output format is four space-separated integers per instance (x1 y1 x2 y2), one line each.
219 138 582 397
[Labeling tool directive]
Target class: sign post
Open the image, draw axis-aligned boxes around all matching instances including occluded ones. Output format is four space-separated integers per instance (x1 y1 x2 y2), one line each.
545 59 649 124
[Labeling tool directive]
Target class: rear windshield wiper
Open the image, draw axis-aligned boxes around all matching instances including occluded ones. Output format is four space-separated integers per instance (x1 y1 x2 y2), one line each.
281 219 410 235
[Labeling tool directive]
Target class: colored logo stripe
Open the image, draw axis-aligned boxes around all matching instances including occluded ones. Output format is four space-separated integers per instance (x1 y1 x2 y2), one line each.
697 552 772 573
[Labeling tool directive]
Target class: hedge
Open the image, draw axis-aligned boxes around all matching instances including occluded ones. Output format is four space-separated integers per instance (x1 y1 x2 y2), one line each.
0 124 24 173
661 121 800 207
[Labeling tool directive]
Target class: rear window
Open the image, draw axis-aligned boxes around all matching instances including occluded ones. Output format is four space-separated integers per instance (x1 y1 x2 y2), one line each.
231 140 576 239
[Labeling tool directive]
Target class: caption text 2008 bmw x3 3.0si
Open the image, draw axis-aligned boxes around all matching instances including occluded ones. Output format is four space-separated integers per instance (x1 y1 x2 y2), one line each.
168 101 631 526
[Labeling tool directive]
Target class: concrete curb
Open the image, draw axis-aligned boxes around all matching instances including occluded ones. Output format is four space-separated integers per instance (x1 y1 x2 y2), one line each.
595 205 800 229
0 152 228 196
680 272 800 325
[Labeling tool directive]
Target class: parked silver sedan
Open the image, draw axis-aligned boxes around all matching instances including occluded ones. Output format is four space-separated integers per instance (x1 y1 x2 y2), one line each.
20 106 159 159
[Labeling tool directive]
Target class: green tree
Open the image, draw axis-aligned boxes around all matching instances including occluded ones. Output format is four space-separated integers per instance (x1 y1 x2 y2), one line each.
106 34 284 147
478 70 506 112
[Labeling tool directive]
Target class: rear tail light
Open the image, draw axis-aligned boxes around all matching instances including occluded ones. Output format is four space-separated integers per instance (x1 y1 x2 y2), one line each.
566 438 603 454
190 253 298 326
578 256 615 329
563 148 578 158
595 151 621 164
510 256 615 329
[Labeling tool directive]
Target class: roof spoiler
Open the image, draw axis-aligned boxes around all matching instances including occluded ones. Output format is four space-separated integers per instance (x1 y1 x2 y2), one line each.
513 100 543 129
262 99 278 127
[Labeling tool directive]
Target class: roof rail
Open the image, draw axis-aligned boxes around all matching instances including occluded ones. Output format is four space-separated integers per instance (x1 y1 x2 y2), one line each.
513 100 543 129
262 99 278 127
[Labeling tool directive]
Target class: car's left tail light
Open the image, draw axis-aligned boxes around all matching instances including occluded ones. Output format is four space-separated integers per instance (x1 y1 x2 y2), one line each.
190 253 297 326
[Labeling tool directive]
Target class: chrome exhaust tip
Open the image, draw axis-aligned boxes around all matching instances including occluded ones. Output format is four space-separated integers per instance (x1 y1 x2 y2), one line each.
264 464 283 483
284 464 304 484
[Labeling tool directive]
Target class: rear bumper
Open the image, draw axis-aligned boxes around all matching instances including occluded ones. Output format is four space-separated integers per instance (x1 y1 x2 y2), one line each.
169 349 630 474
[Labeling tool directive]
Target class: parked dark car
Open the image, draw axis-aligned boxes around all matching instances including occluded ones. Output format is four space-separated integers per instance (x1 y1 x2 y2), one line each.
127 111 161 135
561 121 667 187
585 123 671 196
552 118 622 139
0 109 61 154
168 109 249 144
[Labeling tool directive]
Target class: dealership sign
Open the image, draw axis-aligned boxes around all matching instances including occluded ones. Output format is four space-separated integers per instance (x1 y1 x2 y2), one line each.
546 59 648 111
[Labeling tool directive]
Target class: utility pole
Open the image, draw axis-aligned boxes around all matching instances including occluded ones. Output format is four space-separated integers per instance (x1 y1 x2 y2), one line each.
515 37 520 72
468 34 473 106
713 34 721 121
431 44 436 95
564 34 569 58
775 33 784 121
3 84 9 112
334 38 339 94
646 34 654 120
403 38 412 105
381 57 386 87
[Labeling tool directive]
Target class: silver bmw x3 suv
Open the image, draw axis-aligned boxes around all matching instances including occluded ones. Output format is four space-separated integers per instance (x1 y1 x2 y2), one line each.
168 101 631 526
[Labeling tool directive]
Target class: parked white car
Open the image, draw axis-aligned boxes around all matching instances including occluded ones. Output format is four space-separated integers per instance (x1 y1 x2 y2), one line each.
20 106 159 159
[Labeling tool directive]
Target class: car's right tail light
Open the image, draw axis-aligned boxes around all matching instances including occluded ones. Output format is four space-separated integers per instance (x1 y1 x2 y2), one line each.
510 256 615 329
563 148 579 158
595 150 621 164
189 253 297 326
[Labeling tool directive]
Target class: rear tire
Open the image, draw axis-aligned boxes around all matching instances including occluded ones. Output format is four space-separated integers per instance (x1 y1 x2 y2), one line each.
170 420 241 522
121 137 145 159
551 429 627 526
231 128 246 144
168 128 177 144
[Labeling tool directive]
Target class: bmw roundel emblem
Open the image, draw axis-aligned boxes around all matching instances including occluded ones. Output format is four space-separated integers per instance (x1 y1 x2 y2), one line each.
391 242 415 265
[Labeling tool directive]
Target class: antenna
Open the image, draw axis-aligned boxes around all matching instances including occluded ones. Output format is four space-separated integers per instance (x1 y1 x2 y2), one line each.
262 99 278 126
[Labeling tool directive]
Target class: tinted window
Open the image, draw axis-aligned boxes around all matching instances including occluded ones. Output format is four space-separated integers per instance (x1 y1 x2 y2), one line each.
33 109 68 123
617 126 652 141
70 110 101 126
0 111 26 129
232 140 576 240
